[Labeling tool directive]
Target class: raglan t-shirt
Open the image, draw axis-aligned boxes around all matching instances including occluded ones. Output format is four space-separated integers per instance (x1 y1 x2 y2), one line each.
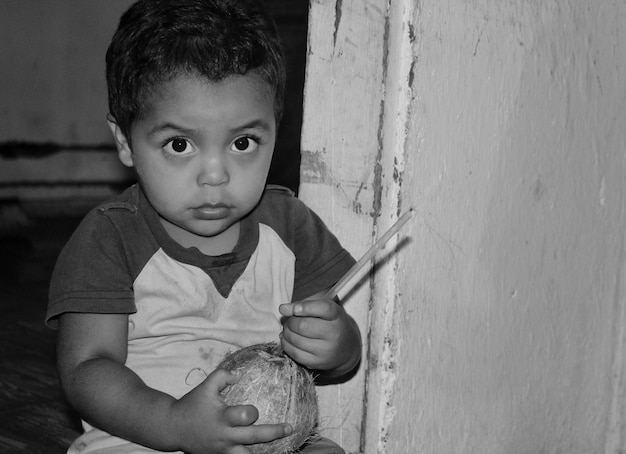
46 184 355 454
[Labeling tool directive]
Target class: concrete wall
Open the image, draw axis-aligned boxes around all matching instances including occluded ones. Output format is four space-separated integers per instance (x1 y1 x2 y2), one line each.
301 0 626 452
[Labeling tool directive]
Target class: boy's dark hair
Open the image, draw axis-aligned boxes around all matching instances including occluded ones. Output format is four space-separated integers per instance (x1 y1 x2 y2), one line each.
106 0 286 138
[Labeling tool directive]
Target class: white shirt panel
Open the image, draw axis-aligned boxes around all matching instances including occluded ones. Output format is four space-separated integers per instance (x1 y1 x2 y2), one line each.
125 223 295 399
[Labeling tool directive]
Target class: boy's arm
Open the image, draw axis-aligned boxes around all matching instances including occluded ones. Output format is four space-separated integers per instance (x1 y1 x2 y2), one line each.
57 312 291 453
57 312 181 450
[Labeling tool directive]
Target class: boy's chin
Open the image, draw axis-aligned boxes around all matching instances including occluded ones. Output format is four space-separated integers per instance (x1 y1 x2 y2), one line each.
161 215 240 247
187 220 236 238
192 218 240 243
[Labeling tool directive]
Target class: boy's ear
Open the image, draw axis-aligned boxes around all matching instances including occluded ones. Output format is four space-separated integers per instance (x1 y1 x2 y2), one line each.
107 115 134 168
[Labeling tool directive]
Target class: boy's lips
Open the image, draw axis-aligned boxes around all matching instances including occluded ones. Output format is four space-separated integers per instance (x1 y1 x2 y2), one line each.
192 202 231 220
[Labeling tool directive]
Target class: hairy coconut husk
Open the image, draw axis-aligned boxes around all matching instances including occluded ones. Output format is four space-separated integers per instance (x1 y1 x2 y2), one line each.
218 342 318 454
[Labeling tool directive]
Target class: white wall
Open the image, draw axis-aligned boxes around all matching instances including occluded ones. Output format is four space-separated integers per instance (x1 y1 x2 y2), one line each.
302 1 626 453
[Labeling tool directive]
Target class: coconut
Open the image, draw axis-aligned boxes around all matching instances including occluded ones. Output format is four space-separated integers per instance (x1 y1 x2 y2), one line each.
218 342 318 454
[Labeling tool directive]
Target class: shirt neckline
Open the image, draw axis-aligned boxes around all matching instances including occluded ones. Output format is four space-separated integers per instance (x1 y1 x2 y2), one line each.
135 186 259 269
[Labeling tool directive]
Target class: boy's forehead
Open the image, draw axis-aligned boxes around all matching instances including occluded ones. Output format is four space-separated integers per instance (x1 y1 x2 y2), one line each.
136 72 277 128
141 72 276 112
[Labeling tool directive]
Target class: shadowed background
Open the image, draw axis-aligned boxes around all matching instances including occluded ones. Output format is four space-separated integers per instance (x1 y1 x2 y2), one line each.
0 1 309 452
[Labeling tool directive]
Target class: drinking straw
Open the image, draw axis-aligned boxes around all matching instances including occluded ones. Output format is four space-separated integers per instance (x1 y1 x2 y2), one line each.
323 208 415 300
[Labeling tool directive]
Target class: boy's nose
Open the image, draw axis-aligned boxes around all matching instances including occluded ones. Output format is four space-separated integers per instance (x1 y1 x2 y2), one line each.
196 150 229 186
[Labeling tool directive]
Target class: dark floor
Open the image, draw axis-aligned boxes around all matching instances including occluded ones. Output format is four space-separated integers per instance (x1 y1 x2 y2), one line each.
0 214 83 453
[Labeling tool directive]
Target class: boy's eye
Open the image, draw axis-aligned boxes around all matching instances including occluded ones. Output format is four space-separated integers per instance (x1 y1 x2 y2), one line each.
231 136 259 154
164 138 192 155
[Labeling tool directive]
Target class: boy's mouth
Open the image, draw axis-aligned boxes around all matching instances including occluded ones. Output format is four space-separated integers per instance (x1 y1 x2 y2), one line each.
192 203 231 220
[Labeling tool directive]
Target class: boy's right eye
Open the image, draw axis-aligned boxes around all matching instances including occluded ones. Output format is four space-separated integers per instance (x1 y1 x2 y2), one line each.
163 138 192 156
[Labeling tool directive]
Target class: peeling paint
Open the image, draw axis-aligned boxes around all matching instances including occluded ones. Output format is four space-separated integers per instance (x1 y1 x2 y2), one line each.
372 10 392 223
299 149 333 185
333 0 343 48
300 149 370 217
408 58 416 89
353 182 366 215
408 23 416 43
392 157 400 183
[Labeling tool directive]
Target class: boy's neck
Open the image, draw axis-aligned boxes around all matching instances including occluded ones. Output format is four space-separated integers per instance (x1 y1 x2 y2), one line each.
160 219 240 256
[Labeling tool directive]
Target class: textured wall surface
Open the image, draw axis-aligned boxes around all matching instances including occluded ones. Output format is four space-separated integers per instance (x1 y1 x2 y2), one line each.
302 1 626 453
300 0 388 449
391 1 626 452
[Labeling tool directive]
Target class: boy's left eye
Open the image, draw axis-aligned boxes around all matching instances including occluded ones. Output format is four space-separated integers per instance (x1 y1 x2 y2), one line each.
231 136 259 154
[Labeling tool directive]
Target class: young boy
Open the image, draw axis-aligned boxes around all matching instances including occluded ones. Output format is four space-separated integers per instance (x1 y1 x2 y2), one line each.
46 1 361 453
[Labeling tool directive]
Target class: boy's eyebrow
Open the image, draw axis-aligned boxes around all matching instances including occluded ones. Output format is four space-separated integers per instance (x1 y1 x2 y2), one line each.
147 119 274 137
229 119 274 133
147 122 195 137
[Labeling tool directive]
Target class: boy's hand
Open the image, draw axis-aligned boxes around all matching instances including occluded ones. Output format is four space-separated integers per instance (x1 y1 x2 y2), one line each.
279 297 361 378
169 368 292 454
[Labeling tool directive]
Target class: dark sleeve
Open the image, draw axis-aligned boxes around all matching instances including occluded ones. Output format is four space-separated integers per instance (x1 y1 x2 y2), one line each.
242 186 356 301
46 209 137 328
288 197 356 301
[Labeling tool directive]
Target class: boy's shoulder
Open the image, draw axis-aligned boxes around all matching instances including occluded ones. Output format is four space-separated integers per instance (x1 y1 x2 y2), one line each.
75 185 143 230
264 184 296 198
94 185 141 214
70 185 146 244
258 184 306 219
256 184 333 239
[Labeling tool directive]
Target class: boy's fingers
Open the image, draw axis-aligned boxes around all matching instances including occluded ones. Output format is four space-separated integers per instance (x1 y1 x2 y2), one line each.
280 338 318 368
226 447 253 454
283 316 324 341
278 303 295 317
203 368 241 395
230 422 293 445
224 404 259 426
280 300 338 321
280 328 314 352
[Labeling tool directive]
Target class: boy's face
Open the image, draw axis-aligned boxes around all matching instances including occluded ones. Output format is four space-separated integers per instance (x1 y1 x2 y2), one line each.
110 73 276 252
